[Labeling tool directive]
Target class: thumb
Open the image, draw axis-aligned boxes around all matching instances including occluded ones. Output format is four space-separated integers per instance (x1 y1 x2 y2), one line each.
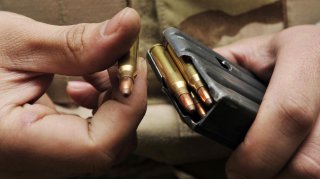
0 8 140 75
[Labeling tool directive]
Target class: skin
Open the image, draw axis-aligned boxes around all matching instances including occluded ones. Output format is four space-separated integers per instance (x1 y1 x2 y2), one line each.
215 25 320 179
0 8 148 178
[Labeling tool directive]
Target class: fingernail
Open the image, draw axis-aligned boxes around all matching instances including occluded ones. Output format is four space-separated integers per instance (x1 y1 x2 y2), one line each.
101 7 131 36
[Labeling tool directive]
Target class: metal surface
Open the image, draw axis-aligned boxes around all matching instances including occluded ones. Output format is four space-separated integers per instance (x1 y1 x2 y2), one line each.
118 38 139 96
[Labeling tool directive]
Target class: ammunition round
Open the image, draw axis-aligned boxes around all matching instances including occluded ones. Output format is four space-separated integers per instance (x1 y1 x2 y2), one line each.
167 45 213 106
197 86 213 106
119 76 134 97
190 92 206 118
118 38 139 96
149 44 195 113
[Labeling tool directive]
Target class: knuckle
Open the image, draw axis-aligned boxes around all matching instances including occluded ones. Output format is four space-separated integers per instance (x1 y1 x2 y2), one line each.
278 95 315 136
64 23 87 61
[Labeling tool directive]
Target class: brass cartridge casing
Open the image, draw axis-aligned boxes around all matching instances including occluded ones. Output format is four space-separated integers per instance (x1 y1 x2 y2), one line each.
167 45 213 106
191 91 206 118
118 38 139 96
150 44 195 113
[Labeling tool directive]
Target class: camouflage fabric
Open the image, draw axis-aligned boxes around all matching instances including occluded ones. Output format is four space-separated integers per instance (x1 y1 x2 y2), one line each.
1 0 320 178
131 1 284 178
132 0 320 177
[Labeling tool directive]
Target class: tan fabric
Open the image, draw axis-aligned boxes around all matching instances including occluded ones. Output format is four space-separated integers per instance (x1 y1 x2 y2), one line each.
0 0 127 25
179 1 284 48
286 0 320 26
0 0 61 24
155 0 280 32
62 0 127 24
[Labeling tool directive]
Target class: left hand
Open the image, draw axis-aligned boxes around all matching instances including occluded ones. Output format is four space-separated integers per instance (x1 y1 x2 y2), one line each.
215 25 320 179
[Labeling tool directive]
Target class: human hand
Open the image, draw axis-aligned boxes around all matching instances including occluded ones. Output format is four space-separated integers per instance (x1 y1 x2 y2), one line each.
0 8 147 178
215 25 320 178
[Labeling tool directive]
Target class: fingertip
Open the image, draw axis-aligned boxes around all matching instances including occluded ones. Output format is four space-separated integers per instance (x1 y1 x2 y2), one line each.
101 7 140 38
74 8 141 75
67 81 100 108
213 46 238 64
120 7 141 34
83 69 111 92
67 81 92 91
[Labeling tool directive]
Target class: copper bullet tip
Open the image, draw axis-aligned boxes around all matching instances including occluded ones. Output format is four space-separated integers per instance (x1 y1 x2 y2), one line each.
119 76 134 97
195 103 206 118
179 93 196 113
190 92 206 118
197 87 213 106
205 98 213 106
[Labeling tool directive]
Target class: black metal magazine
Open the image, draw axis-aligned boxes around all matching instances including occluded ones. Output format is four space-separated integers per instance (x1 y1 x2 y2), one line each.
147 27 266 149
